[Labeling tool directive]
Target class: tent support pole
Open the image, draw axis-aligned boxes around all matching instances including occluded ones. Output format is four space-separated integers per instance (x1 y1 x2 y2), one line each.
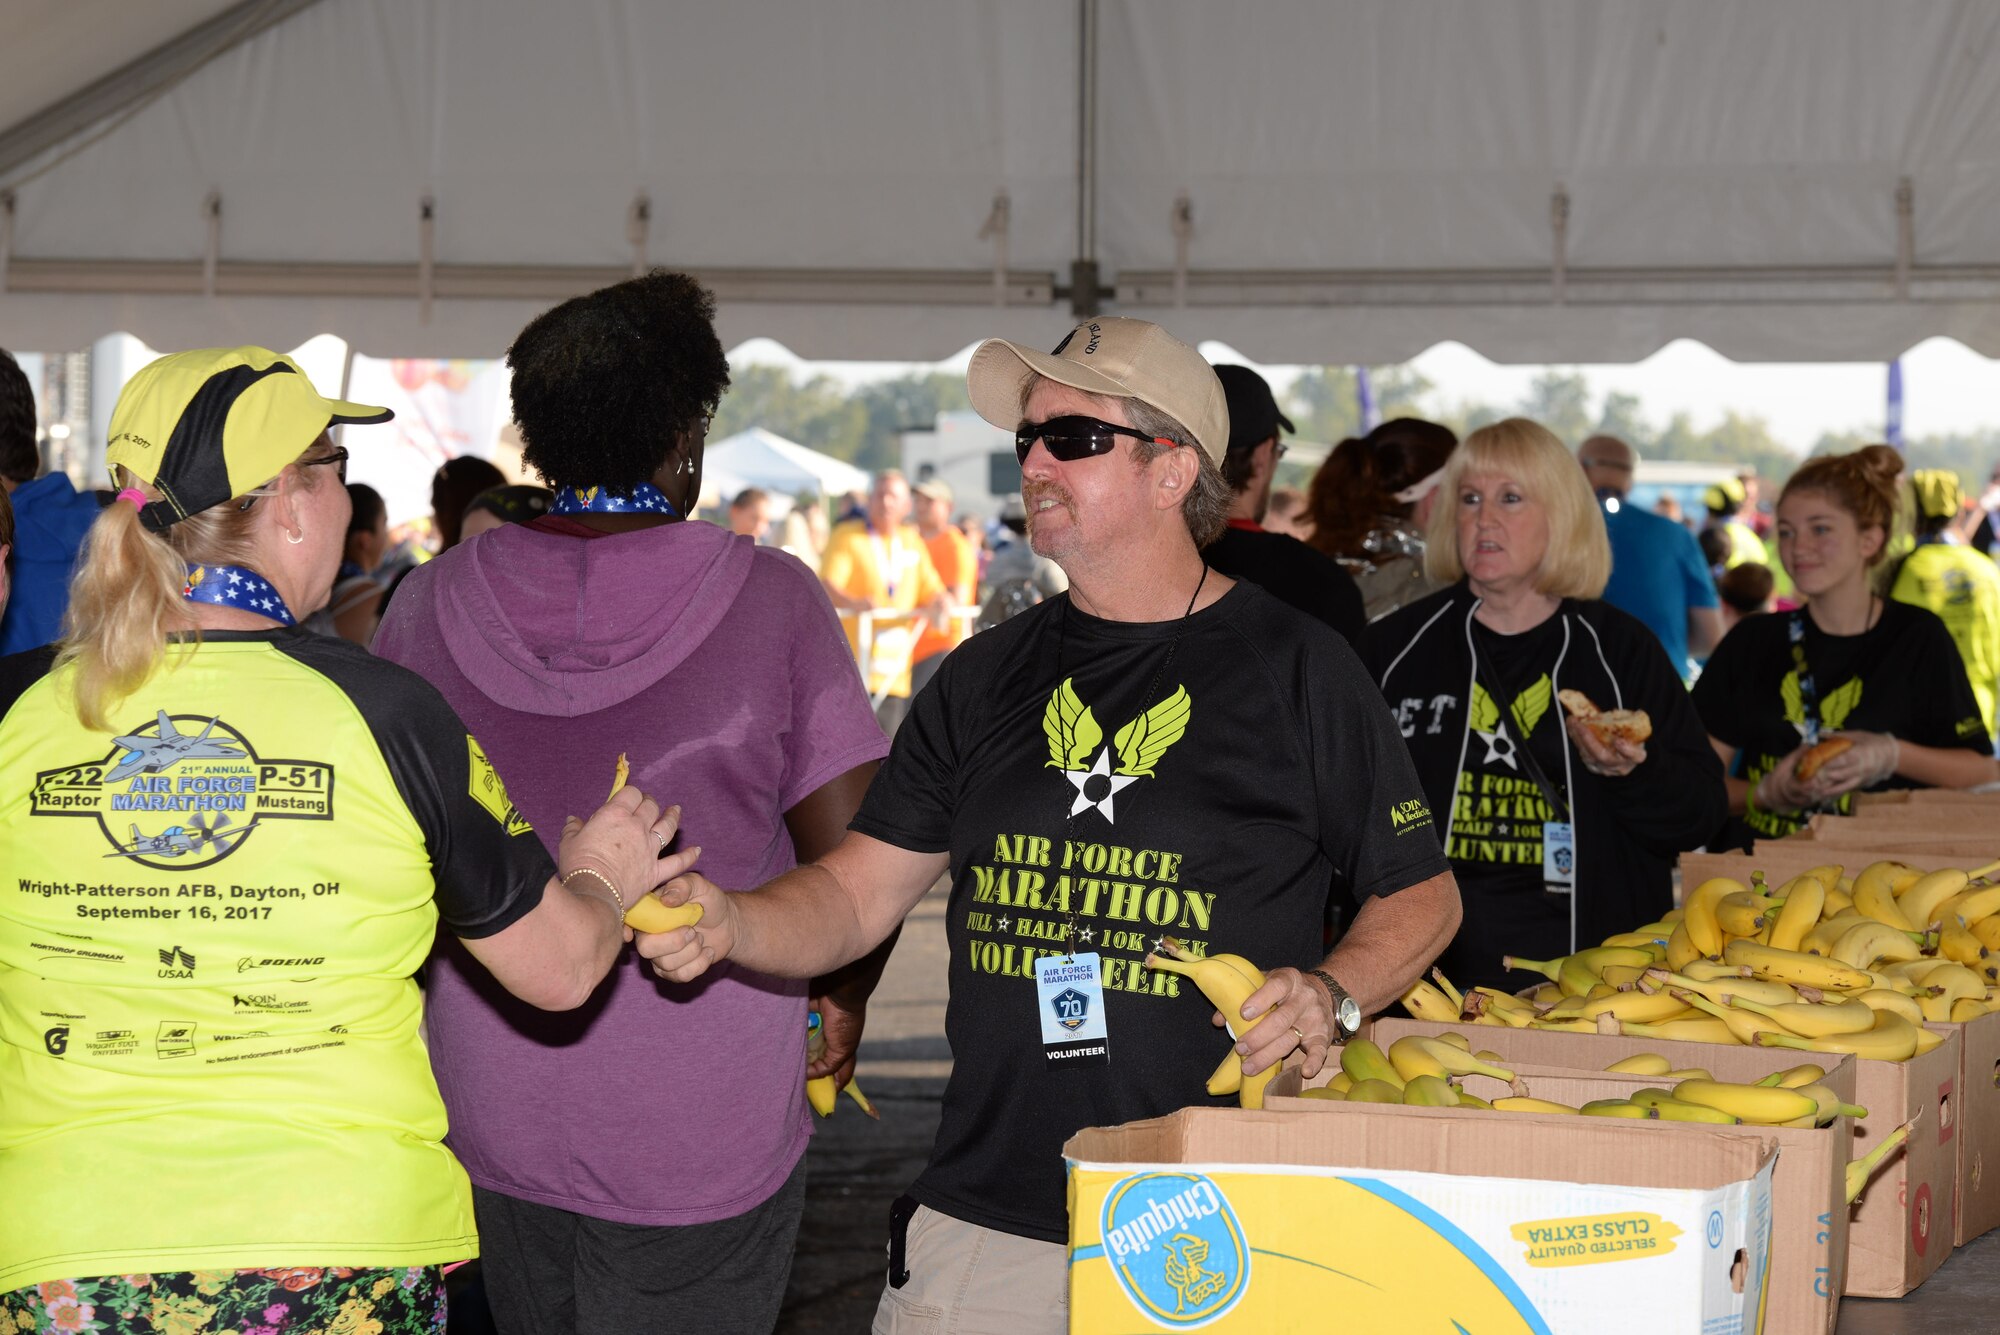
1895 176 1914 301
1550 184 1569 305
1069 0 1101 318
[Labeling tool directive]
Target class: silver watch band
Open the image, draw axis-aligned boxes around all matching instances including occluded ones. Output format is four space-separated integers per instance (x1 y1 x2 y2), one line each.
1309 968 1356 1042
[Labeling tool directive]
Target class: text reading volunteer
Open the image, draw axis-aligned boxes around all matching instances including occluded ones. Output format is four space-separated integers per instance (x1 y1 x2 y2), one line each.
0 348 688 1332
1694 445 1996 844
1358 419 1725 994
636 317 1460 1335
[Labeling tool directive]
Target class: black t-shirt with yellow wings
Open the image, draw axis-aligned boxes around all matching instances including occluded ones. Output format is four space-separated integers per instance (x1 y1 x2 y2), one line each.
1693 600 1989 841
852 580 1448 1243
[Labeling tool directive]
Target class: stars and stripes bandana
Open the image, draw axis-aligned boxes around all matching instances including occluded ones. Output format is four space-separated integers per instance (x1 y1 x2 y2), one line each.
549 483 680 517
183 563 297 627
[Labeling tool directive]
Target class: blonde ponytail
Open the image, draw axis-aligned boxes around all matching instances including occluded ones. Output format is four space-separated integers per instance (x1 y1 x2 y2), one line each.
55 467 269 732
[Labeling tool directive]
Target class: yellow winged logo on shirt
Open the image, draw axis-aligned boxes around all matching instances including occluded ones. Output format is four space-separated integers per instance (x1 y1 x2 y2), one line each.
1781 669 1862 735
1042 679 1194 822
1468 677 1551 739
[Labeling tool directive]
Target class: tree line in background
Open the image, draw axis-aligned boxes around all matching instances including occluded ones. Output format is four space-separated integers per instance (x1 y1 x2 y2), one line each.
711 360 2000 492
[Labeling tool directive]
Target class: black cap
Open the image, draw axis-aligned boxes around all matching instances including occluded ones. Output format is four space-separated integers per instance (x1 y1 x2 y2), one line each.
1214 364 1294 455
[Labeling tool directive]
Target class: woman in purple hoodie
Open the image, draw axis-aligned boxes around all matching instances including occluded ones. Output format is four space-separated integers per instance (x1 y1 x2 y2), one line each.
373 272 891 1335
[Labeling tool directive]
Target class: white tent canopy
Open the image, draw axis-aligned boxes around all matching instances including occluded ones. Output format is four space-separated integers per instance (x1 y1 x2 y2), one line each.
702 428 873 505
5 0 2000 364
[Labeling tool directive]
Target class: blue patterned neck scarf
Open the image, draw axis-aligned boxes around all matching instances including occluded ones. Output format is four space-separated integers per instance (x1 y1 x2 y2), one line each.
183 563 297 627
549 483 680 517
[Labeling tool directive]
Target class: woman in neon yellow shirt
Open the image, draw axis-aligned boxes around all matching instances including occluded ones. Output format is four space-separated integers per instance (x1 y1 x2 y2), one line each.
0 348 692 1333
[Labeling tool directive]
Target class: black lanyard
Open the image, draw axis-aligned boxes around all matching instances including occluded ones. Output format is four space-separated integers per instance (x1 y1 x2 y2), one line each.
1470 627 1571 824
1787 609 1822 746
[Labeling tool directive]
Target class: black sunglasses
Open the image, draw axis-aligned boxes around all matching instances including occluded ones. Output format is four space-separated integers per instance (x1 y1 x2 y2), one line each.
1015 415 1175 465
303 447 351 483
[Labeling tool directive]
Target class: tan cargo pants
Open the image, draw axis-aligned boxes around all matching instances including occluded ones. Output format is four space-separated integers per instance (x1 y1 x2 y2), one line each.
870 1203 1067 1335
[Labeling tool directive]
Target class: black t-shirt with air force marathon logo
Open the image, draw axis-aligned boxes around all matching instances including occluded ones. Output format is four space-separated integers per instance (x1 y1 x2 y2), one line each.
851 579 1448 1242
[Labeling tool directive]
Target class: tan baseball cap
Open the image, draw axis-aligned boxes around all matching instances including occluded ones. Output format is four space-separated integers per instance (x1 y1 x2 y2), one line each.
912 478 954 504
965 317 1229 465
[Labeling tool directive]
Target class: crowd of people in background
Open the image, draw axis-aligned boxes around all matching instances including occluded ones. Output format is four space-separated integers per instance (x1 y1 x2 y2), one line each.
7 290 2000 1335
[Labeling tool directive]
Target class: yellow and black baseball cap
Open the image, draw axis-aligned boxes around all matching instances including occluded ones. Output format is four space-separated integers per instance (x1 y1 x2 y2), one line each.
105 347 392 532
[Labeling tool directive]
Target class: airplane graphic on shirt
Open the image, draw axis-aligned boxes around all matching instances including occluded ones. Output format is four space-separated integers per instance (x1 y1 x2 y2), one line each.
1043 678 1191 823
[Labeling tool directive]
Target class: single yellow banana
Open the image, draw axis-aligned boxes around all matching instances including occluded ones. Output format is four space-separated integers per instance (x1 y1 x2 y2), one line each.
1581 1099 1654 1119
806 1016 881 1120
1766 874 1828 953
1682 877 1746 958
1830 920 1925 970
1206 1050 1244 1097
1951 997 1992 1023
1662 1068 1713 1081
1599 963 1653 989
1630 1089 1742 1123
1672 1077 1821 1125
1395 1035 1515 1082
1804 912 1877 957
1298 1085 1346 1101
1789 1083 1866 1125
1854 988 1927 1026
1492 1096 1580 1115
1665 921 1704 971
1898 869 1971 931
1646 967 1798 1008
1936 918 1993 971
1851 861 1921 931
608 752 629 798
1914 1027 1948 1055
1456 1092 1496 1110
1433 1031 1473 1051
806 1074 837 1117
1678 958 1751 984
1400 979 1462 1023
1605 1051 1672 1076
1600 929 1672 949
1824 884 1855 916
1677 990 1788 1045
624 894 704 933
1977 916 2000 954
1339 1038 1405 1091
1724 994 1879 1038
1715 890 1783 939
1755 1062 1828 1089
1943 883 2000 927
1145 941 1279 1108
1724 940 1873 991
1347 1078 1406 1104
1579 989 1691 1024
1324 1071 1355 1094
1618 1016 1741 1045
1847 1118 1916 1204
1403 1074 1461 1107
1754 1009 1921 1061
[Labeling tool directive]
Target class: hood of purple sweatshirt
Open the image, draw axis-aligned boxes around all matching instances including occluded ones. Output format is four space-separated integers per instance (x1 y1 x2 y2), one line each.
399 520 755 718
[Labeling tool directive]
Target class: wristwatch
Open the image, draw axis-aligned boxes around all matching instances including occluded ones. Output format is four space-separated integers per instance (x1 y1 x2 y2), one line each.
1310 968 1361 1044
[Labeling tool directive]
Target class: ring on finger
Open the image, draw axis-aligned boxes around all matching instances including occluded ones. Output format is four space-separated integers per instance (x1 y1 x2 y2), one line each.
1289 1025 1304 1045
651 830 668 851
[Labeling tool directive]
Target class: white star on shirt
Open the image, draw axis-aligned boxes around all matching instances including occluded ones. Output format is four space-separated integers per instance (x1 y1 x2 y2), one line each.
1474 724 1519 770
1077 927 1094 945
1063 747 1140 823
996 916 1011 932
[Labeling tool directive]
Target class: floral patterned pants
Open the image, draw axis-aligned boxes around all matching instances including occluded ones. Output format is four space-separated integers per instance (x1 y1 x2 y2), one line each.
1 1267 446 1335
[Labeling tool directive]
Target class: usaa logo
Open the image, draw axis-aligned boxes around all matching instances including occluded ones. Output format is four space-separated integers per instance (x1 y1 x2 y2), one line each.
1100 1172 1249 1328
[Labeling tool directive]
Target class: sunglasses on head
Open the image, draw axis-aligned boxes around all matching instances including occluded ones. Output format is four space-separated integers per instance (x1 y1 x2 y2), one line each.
1014 415 1176 465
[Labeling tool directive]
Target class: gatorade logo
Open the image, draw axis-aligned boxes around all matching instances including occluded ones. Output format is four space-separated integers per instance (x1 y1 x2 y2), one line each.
1100 1172 1250 1327
43 1026 69 1056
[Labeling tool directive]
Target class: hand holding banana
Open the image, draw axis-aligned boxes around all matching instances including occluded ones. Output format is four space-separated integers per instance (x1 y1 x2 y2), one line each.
600 754 707 934
556 764 699 939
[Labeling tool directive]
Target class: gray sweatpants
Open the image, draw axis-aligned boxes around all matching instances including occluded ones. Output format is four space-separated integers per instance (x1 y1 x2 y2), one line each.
472 1158 807 1335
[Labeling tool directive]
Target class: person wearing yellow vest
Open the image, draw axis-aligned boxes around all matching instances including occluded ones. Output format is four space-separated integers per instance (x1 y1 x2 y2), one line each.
1706 477 1775 568
908 477 976 698
0 348 689 1332
820 470 948 727
1890 469 2000 739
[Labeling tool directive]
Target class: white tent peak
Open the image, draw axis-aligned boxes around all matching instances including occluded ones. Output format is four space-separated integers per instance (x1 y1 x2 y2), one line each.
704 429 872 504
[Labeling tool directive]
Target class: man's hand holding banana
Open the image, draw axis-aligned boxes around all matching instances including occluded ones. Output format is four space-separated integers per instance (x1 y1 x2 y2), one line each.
633 869 737 982
1213 967 1335 1080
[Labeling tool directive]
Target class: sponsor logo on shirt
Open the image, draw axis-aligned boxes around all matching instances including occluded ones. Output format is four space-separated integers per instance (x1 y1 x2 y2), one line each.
1389 798 1434 835
155 1021 197 1059
157 944 197 976
465 736 535 837
29 708 334 868
1044 677 1192 824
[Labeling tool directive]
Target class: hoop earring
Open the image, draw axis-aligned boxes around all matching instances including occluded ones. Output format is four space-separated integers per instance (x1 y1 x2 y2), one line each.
286 528 305 545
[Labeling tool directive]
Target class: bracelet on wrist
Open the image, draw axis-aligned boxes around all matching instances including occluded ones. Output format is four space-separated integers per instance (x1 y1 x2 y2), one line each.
561 866 626 919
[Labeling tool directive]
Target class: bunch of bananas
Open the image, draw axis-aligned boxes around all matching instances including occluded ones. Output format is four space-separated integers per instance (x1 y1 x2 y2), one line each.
1401 859 2000 1060
1297 1034 1516 1109
1145 938 1286 1109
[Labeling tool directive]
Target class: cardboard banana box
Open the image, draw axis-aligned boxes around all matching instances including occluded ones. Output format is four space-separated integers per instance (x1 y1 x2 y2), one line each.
1366 1017 1854 1331
1064 1104 1775 1335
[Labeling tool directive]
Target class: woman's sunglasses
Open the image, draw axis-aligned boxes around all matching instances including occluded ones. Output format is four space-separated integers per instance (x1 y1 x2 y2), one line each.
1014 415 1175 465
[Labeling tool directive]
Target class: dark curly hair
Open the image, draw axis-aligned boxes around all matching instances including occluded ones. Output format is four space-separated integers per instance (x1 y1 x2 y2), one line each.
0 348 37 485
507 270 731 496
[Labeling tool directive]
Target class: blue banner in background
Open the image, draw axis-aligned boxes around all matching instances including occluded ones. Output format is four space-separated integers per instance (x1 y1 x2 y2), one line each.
1886 358 1904 450
1356 366 1379 432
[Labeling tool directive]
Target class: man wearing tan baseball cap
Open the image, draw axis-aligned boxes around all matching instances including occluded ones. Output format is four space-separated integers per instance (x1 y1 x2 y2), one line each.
635 316 1463 1334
